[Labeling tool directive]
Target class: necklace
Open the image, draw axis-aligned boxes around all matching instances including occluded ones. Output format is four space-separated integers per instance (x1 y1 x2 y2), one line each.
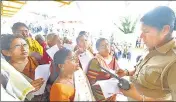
66 78 73 85
58 77 73 85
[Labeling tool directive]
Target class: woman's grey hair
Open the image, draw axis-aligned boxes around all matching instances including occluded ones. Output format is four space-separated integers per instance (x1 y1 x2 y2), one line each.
0 34 21 51
0 34 23 61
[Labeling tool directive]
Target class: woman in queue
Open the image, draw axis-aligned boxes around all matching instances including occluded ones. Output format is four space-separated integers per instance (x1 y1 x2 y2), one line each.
74 31 94 56
0 34 45 101
86 38 120 101
50 48 95 101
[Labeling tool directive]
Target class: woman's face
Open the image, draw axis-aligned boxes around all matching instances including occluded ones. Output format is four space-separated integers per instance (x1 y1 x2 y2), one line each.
63 52 78 73
140 23 168 49
98 40 110 57
8 38 29 59
78 35 88 49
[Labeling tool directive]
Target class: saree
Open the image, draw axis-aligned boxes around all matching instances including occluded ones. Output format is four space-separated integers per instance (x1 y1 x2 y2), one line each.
1 58 35 101
22 57 39 80
22 57 50 101
50 83 75 101
86 54 119 101
40 41 51 64
50 69 95 101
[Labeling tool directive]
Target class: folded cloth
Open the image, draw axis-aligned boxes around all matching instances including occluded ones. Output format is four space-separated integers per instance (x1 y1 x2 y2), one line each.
1 84 20 101
1 58 35 101
74 69 96 101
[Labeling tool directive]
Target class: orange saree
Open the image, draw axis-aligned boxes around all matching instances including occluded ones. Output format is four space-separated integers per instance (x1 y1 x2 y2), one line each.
50 83 75 101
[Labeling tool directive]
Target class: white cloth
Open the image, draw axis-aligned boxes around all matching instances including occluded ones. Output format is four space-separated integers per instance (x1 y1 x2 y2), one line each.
74 69 95 101
1 58 35 101
78 50 93 73
1 53 5 59
1 85 20 101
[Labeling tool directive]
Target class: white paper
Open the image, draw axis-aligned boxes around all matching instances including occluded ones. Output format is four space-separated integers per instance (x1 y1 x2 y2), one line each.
46 44 59 60
33 64 50 95
63 44 74 51
78 50 93 73
94 78 120 98
116 94 128 101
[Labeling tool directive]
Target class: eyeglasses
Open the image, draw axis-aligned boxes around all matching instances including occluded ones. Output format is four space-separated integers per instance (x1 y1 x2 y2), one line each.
10 44 29 50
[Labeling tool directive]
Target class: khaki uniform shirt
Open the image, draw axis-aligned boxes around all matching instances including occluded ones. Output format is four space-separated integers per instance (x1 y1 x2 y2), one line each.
131 39 176 101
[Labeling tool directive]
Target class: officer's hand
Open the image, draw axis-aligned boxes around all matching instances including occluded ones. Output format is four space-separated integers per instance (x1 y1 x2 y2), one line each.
120 83 141 100
116 69 127 77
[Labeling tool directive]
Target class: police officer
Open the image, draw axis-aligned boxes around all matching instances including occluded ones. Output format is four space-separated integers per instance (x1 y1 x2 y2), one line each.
117 6 176 101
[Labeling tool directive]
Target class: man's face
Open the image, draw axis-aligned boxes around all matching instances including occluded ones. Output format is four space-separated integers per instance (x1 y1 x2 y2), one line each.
140 23 168 49
14 26 29 38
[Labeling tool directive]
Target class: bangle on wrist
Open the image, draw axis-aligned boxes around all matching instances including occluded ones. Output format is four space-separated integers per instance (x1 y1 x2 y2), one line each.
125 69 129 76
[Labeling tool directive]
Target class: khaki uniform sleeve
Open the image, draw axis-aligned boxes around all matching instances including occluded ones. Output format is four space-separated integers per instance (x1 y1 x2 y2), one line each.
167 63 176 101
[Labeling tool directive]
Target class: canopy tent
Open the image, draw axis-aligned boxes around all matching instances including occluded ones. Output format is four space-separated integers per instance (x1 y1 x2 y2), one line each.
1 1 26 17
1 1 73 34
1 1 176 35
1 1 72 17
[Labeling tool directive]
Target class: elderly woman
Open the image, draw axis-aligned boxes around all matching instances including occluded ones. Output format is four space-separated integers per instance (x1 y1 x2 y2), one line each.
50 48 95 101
117 6 176 101
0 34 44 101
86 38 120 101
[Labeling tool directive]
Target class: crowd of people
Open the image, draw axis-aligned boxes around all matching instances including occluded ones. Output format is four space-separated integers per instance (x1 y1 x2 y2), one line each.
1 6 176 101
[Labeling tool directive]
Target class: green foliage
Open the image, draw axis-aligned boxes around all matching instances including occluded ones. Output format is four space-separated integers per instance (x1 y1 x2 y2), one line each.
116 16 138 34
